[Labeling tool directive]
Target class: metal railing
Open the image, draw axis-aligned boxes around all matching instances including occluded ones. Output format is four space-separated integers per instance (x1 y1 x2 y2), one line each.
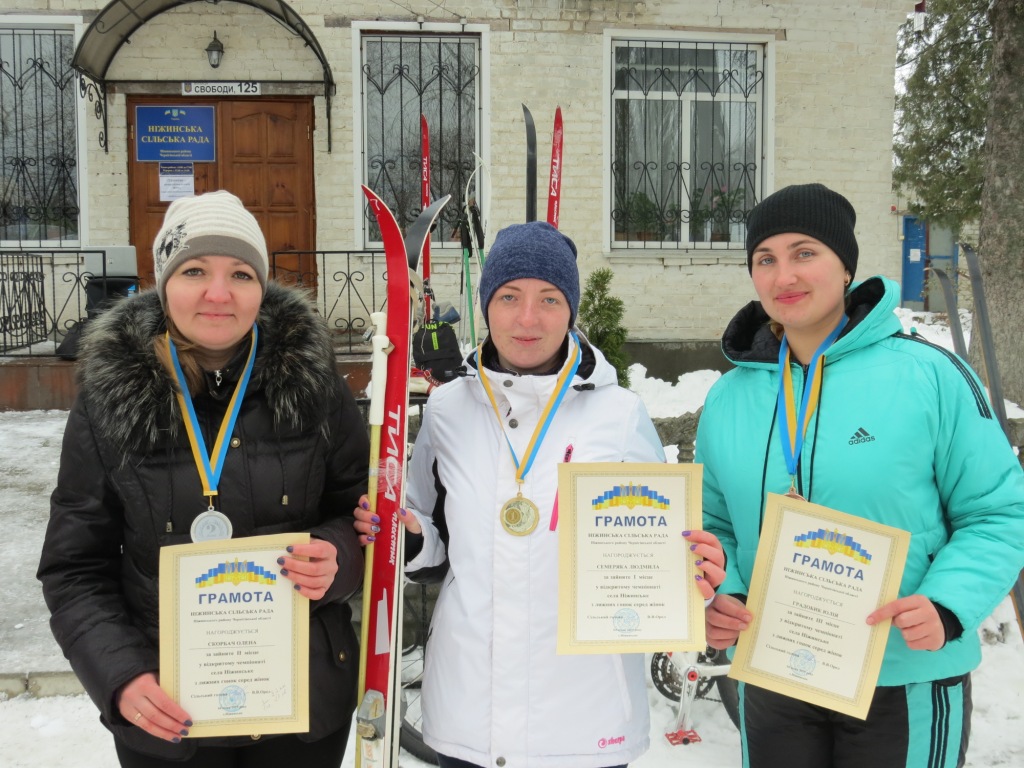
270 250 388 354
0 249 106 356
0 248 393 357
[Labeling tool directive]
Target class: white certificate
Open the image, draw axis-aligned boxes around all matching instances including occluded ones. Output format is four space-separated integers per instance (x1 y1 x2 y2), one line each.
730 494 909 719
159 533 310 737
557 462 705 654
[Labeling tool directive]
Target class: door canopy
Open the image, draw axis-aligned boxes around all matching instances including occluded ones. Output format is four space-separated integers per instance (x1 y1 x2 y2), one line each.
73 0 336 150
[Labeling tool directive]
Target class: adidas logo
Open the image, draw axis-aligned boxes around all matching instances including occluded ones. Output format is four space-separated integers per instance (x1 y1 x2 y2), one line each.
849 427 875 445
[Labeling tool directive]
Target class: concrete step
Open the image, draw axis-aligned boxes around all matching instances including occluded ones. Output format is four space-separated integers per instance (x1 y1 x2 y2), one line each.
1 671 83 699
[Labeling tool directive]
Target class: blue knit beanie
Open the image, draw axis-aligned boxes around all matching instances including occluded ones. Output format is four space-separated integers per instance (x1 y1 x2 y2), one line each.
479 221 580 326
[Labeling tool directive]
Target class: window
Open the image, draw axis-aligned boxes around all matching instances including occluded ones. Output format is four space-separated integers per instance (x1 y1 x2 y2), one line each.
360 34 480 245
0 27 79 244
611 39 764 248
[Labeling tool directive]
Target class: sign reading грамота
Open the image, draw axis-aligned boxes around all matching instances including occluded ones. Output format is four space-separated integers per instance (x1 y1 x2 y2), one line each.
136 105 216 163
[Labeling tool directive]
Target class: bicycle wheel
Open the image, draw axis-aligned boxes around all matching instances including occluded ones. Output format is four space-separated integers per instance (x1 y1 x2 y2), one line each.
400 672 438 764
398 583 439 764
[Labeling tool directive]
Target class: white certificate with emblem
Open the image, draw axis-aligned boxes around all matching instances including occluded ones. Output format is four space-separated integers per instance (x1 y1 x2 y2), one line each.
556 463 705 654
730 494 909 719
159 533 310 737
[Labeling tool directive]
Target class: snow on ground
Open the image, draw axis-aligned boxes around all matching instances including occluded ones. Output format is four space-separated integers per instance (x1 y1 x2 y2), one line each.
2 307 1024 766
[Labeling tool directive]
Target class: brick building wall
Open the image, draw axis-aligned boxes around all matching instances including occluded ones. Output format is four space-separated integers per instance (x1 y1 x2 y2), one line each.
3 0 910 345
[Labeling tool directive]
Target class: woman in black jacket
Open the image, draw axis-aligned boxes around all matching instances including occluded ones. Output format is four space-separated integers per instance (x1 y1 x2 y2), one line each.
37 191 369 767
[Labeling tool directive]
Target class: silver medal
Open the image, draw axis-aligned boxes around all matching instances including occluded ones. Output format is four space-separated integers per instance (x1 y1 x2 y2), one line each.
190 509 233 542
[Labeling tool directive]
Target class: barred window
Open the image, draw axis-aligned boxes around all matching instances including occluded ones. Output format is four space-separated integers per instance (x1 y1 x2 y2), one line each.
0 27 79 244
611 39 764 249
361 34 480 245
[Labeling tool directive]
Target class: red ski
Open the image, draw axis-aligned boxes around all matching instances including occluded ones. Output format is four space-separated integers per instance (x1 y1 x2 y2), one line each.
356 188 450 768
547 106 564 228
420 114 433 320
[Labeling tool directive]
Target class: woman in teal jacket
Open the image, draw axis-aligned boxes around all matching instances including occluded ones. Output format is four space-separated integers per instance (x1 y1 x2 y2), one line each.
697 183 1024 768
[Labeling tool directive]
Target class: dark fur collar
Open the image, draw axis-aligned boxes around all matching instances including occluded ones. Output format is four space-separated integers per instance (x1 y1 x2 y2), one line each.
77 282 339 451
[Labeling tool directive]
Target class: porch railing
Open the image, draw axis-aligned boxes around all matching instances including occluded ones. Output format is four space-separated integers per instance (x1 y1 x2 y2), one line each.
0 248 390 357
269 250 387 354
0 249 98 356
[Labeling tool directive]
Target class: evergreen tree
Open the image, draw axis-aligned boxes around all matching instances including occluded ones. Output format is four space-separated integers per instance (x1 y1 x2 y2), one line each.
895 1 1024 406
977 2 1024 408
893 0 990 229
577 267 630 388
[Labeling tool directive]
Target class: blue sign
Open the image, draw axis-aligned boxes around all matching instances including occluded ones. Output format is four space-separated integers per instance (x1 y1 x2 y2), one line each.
136 106 216 162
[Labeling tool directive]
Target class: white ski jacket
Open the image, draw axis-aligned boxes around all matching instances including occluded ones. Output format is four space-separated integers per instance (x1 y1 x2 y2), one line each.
406 334 664 768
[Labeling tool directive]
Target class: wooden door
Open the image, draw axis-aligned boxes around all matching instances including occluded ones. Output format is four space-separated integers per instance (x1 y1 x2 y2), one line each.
127 96 315 288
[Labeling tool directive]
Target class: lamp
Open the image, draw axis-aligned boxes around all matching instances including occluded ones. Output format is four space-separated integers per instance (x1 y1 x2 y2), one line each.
205 31 224 69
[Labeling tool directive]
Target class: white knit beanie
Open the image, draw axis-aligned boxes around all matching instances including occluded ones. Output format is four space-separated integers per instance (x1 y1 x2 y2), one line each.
152 190 269 308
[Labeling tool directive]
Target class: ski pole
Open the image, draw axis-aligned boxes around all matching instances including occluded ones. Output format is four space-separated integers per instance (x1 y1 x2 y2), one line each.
459 213 477 346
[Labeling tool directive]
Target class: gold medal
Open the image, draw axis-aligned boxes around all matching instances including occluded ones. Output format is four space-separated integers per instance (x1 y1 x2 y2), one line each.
478 336 582 538
500 494 540 536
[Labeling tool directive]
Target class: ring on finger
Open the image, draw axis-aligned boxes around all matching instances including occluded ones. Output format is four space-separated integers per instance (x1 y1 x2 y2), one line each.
134 712 143 723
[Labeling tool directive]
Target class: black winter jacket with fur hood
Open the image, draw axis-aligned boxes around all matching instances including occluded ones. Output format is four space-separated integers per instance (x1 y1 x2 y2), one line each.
37 283 369 758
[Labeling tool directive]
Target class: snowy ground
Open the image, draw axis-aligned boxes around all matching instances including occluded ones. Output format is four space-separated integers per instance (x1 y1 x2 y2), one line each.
2 307 1023 767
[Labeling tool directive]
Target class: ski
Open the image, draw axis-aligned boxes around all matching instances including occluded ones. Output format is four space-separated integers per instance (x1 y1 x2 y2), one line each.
931 267 968 359
356 188 450 768
961 244 1008 431
420 114 433 320
523 103 537 222
546 106 563 228
960 243 1024 641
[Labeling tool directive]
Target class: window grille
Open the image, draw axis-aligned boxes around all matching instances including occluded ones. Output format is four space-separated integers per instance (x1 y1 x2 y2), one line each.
0 28 79 245
360 34 480 246
611 39 764 249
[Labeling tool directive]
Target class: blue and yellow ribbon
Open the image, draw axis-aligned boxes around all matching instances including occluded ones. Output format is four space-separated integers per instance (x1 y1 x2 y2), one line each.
775 317 847 492
167 325 258 501
479 333 581 487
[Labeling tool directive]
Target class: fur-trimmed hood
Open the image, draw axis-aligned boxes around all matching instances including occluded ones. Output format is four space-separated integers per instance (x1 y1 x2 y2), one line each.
77 281 340 452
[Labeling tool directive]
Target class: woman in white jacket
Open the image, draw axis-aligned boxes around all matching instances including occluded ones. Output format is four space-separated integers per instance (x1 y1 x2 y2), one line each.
355 221 724 768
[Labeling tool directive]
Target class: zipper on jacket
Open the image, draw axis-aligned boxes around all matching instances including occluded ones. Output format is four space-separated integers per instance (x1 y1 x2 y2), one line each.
895 332 993 419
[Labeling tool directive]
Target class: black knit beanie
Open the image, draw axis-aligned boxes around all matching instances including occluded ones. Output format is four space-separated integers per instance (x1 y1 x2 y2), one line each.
479 221 580 327
745 183 859 278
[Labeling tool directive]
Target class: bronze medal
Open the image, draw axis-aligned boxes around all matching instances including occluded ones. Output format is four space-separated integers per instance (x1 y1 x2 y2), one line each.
785 484 807 502
500 495 540 536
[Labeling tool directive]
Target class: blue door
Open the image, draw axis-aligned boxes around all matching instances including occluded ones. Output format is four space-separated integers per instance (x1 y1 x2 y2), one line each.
901 216 927 305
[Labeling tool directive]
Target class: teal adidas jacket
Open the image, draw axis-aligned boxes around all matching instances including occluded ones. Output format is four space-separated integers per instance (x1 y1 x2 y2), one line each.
697 276 1024 685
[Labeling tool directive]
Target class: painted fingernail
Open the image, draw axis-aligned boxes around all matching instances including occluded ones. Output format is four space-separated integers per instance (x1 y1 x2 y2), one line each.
286 546 294 553
280 568 288 576
400 508 408 516
689 544 698 551
294 584 301 591
184 720 193 727
277 557 285 565
367 535 376 543
371 515 381 524
371 525 380 534
695 559 703 567
172 737 181 743
695 574 704 581
180 729 189 736
361 500 370 510
682 530 692 536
